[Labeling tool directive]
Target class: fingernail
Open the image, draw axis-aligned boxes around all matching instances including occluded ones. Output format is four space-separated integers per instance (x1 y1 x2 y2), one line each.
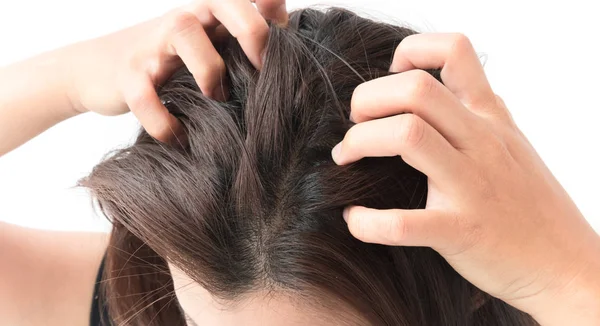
342 207 350 223
331 142 342 164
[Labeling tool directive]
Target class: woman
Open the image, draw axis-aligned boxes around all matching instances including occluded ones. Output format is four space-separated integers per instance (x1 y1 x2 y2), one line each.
1 1 599 325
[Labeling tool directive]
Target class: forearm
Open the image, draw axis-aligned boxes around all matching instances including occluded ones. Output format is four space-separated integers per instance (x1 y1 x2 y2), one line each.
533 276 600 325
542 270 600 324
522 233 600 325
0 45 82 157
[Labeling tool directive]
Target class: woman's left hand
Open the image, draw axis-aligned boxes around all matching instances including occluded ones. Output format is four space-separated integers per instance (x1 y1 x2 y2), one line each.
332 33 600 325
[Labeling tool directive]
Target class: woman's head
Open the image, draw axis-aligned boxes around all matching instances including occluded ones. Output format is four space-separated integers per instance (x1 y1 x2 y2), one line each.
81 7 536 326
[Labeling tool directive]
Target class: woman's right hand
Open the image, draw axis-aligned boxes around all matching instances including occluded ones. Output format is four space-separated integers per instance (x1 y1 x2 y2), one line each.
67 0 287 143
332 33 600 325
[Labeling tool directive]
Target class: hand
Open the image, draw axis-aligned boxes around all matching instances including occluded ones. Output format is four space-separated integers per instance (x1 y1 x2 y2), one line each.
67 0 287 143
332 33 600 324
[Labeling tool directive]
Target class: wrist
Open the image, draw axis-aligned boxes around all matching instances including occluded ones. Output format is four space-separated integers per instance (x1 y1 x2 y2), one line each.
521 233 600 325
22 44 87 121
58 43 88 116
0 46 84 156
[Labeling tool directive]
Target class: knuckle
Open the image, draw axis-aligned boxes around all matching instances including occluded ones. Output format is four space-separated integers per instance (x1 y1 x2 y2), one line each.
494 94 506 107
166 10 199 36
448 33 474 55
124 51 144 74
146 55 164 77
400 33 419 48
393 114 426 150
127 85 155 113
492 94 519 129
406 69 437 101
505 113 520 132
485 133 511 160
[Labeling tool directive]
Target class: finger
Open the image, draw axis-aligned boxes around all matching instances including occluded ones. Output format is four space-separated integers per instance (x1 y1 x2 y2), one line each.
252 0 288 25
332 113 465 184
390 33 497 112
205 0 270 69
351 70 485 148
166 11 228 101
344 205 455 250
180 2 220 28
124 75 186 146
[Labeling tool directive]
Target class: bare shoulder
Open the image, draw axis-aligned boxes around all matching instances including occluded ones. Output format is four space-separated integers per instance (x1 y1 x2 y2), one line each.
0 221 110 326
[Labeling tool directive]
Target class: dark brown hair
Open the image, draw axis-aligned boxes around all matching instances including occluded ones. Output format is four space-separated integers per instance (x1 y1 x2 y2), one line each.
81 7 537 326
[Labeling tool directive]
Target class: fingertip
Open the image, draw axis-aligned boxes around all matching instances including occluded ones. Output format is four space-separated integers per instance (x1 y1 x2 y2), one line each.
344 206 381 243
254 0 288 26
260 47 267 69
342 206 351 222
168 115 188 146
204 1 266 70
254 55 264 70
149 113 185 145
142 102 187 147
272 4 289 27
244 20 269 70
211 82 229 102
240 37 266 70
343 205 364 223
348 111 356 123
331 142 343 165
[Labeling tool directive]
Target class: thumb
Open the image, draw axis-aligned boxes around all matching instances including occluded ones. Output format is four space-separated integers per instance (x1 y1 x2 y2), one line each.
344 205 456 250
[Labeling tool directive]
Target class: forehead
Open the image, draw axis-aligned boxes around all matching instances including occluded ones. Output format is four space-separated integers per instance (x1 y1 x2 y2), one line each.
168 263 365 326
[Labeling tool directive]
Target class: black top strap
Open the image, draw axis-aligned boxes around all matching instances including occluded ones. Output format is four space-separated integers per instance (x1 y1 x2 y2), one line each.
90 254 111 326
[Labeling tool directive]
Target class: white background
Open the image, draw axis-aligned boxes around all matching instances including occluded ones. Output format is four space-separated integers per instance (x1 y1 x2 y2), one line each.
0 0 598 233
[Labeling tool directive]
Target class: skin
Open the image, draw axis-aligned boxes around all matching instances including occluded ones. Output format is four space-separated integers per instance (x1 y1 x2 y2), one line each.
169 264 365 326
0 222 109 325
0 0 598 325
334 33 600 325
